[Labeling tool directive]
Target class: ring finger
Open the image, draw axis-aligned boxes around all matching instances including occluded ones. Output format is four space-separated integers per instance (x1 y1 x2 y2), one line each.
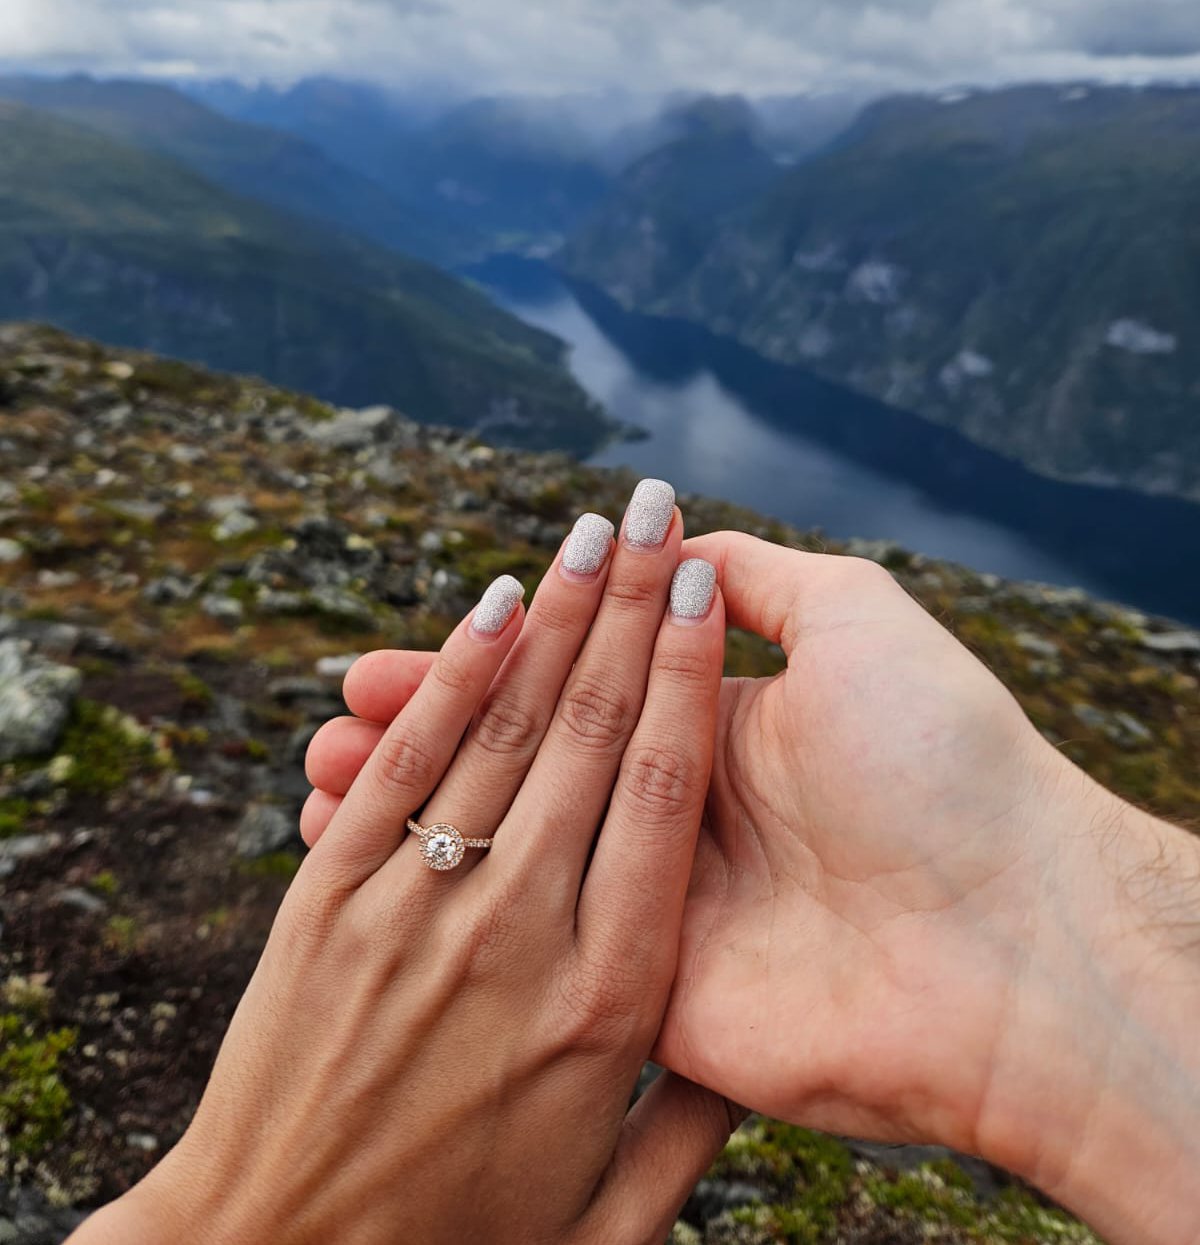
400 509 618 874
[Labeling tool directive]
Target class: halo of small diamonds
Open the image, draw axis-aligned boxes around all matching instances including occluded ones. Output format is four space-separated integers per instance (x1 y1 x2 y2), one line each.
419 823 466 871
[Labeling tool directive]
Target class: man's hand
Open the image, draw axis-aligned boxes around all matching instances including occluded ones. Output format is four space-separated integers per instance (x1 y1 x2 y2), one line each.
304 532 1200 1245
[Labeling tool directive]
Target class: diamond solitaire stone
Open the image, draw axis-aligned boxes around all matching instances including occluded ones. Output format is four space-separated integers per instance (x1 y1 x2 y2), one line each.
420 824 465 870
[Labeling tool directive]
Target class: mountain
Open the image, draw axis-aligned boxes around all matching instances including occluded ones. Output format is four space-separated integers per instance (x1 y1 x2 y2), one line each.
181 78 864 259
0 75 478 265
0 101 613 451
185 79 645 253
1 324 1194 1240
562 83 1200 502
563 97 783 308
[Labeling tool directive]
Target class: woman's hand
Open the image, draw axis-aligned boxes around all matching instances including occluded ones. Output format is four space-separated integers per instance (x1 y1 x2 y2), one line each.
305 529 1200 1245
73 483 739 1245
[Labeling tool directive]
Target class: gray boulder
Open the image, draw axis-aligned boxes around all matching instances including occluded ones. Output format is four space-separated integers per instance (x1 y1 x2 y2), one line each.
0 638 81 762
307 405 397 451
235 802 297 859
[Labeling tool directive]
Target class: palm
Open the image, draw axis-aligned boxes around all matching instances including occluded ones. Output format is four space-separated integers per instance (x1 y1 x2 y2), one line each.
655 577 1053 1150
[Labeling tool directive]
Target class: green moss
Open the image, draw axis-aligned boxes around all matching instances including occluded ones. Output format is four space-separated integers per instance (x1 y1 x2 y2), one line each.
863 1166 979 1229
857 1161 1101 1242
201 905 232 930
0 1013 76 1159
242 738 271 763
55 699 166 795
453 546 544 596
103 914 141 953
18 485 52 513
717 1123 853 1243
236 851 302 879
0 796 32 839
88 869 119 897
710 1126 1100 1243
129 356 205 399
293 394 336 422
173 669 214 708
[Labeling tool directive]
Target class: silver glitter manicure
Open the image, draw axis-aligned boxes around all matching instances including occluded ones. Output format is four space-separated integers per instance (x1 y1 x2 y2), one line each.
562 512 615 575
624 478 675 548
670 559 717 620
472 574 525 635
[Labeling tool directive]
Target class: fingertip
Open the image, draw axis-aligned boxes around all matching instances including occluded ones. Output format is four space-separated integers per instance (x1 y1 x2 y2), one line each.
342 649 438 722
668 557 718 626
468 575 526 641
299 787 341 848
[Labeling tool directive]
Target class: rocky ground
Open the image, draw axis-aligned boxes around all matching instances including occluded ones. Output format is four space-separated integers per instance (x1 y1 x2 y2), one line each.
0 323 1197 1243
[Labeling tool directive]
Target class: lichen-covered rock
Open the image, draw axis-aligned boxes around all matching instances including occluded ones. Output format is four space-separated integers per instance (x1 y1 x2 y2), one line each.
0 638 81 762
235 802 296 859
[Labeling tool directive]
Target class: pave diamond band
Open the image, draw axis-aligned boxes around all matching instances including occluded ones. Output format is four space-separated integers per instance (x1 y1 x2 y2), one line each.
406 818 493 871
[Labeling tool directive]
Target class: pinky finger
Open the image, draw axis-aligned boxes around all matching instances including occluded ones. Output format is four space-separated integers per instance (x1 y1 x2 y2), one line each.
584 1073 745 1243
299 788 342 848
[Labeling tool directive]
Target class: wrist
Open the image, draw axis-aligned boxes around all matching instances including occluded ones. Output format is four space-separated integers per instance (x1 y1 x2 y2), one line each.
67 1136 290 1245
977 748 1200 1245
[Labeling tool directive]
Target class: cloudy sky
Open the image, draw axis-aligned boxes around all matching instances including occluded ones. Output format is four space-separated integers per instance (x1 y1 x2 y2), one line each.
2 0 1200 96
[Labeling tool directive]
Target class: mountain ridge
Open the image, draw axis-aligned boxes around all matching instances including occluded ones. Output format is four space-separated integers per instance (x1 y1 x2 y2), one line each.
0 99 614 451
0 74 479 265
562 82 1200 501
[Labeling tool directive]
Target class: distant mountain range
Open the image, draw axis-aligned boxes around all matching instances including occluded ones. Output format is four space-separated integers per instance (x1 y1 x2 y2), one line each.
0 96 611 450
1 73 1195 501
183 79 863 258
563 84 1200 501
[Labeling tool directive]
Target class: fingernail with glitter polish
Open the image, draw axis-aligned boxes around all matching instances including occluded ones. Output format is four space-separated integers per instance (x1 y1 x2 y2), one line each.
624 478 675 549
561 512 615 578
670 558 717 622
471 574 525 637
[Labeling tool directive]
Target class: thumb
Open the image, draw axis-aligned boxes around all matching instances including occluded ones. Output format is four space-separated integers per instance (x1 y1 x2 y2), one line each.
583 1072 747 1244
680 530 824 655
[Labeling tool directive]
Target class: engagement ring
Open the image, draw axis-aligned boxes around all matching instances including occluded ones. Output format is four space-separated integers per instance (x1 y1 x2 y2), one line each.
406 818 493 871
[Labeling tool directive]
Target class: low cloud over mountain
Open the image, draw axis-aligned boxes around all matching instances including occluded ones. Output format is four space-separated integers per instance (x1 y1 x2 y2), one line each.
4 0 1200 95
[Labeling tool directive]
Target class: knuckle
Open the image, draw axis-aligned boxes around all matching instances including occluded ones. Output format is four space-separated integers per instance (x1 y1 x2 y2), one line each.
470 692 544 761
449 894 522 979
558 676 638 752
602 573 662 614
277 868 344 950
374 728 439 796
621 744 698 821
428 648 477 698
528 593 582 639
549 970 639 1056
839 555 897 592
651 645 714 688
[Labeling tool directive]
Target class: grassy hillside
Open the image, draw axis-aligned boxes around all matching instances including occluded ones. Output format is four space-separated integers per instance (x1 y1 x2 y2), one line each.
564 83 1200 501
0 75 478 265
0 102 613 452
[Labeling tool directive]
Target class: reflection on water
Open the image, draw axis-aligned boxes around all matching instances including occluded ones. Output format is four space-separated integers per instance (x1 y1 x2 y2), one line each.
473 255 1200 624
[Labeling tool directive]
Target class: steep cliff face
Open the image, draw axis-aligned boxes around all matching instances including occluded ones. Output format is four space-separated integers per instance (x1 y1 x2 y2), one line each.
1 327 1197 1241
563 84 1200 501
0 102 614 454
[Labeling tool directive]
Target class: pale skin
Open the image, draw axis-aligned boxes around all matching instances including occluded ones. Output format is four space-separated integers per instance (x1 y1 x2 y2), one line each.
302 530 1200 1245
72 497 742 1245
